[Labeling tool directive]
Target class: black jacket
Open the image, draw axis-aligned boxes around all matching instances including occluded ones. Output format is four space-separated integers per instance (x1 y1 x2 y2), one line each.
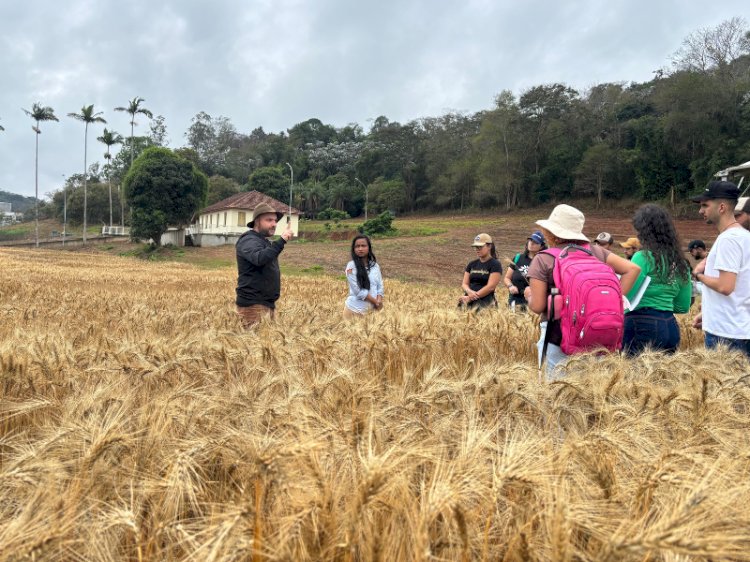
235 230 287 308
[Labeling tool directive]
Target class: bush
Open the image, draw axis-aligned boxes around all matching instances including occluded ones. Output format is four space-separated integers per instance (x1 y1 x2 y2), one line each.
317 208 350 221
359 211 395 236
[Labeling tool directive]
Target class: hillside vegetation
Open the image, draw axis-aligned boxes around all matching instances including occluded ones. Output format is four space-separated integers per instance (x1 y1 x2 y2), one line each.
1 248 749 561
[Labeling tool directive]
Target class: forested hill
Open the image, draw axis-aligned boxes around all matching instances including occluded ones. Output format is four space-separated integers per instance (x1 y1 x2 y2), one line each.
44 17 750 225
0 190 35 213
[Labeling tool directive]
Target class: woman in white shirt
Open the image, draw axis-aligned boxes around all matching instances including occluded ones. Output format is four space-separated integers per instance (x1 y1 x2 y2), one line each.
344 234 384 318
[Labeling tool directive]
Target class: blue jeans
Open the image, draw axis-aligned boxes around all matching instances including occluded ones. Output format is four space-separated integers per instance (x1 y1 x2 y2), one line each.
623 309 680 356
705 332 750 358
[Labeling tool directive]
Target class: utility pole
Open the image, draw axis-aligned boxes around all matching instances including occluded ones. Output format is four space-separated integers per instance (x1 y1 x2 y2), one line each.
285 162 294 225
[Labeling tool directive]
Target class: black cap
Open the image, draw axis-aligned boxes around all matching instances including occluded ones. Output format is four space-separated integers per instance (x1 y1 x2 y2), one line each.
691 180 740 203
687 240 706 251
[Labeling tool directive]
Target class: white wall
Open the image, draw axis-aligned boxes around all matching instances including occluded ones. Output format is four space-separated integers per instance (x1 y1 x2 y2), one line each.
197 210 299 237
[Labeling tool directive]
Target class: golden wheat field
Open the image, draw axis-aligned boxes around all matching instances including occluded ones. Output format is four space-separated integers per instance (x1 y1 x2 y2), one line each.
1 246 750 561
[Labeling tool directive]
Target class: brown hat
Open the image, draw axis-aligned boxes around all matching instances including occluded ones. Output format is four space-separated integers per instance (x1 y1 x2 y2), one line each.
471 233 492 247
620 237 641 250
247 203 284 227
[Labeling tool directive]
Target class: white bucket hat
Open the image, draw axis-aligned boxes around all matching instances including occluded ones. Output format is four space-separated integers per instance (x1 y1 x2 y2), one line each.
536 204 588 242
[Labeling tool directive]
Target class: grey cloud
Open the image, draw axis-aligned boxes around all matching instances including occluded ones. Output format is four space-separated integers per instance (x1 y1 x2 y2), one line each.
0 0 746 197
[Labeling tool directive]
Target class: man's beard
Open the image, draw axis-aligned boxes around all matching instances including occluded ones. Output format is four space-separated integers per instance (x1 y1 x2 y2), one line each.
258 227 275 237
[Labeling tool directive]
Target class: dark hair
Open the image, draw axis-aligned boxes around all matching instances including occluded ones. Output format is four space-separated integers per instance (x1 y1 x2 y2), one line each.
488 242 498 259
632 204 690 281
525 238 547 257
350 234 377 290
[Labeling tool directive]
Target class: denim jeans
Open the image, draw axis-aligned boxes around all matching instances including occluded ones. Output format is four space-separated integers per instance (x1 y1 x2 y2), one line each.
705 332 750 358
623 309 680 356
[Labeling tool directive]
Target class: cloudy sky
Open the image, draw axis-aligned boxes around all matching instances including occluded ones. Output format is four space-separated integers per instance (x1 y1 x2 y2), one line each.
0 0 746 199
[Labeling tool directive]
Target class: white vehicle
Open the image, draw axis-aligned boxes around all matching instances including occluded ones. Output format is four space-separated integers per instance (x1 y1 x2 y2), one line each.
715 160 750 194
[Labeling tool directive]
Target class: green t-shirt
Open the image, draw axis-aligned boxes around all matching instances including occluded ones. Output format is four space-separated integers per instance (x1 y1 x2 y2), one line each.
626 250 692 313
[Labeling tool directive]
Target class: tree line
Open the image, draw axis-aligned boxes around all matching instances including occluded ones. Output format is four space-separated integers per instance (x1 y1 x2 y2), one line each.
6 17 750 234
176 18 750 218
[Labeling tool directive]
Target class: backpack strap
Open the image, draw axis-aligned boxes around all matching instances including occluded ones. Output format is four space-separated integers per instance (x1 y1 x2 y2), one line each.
540 247 562 259
513 253 521 264
557 244 592 259
537 248 559 369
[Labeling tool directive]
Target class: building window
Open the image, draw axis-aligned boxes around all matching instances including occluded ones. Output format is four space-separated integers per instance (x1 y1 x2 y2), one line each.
238 212 246 226
224 212 227 226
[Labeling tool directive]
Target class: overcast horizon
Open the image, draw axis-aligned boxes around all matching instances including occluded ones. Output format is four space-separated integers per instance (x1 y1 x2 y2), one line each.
1 0 747 200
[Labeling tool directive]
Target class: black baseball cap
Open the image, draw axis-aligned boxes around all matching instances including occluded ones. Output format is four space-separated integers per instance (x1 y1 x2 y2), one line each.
687 240 706 251
691 180 740 203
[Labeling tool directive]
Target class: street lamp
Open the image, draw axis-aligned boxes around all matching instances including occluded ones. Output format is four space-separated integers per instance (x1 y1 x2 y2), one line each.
62 174 67 247
355 177 368 221
285 162 293 225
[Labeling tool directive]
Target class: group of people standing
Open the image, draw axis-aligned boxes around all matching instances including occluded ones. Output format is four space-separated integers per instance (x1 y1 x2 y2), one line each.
234 180 750 377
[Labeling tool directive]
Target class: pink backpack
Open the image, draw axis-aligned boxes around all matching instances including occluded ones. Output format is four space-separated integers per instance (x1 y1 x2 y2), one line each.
542 245 624 356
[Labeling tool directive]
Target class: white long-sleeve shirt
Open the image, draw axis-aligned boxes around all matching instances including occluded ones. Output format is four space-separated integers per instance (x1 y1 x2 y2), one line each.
344 260 384 314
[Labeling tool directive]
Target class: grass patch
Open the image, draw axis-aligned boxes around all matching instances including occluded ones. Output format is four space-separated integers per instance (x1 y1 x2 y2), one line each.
0 227 30 241
193 258 233 269
282 264 332 276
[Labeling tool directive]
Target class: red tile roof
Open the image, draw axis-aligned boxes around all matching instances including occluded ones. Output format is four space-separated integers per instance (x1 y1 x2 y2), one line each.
200 191 300 215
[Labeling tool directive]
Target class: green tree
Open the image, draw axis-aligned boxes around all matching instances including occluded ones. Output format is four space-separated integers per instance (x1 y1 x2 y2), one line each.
420 113 480 210
68 105 107 242
574 143 618 207
206 175 241 206
475 91 525 209
51 181 120 226
22 102 59 247
367 177 407 214
107 136 152 184
97 128 124 227
360 211 394 236
148 115 169 146
185 112 238 175
287 118 337 149
247 165 288 200
114 97 153 171
123 147 208 245
321 173 360 215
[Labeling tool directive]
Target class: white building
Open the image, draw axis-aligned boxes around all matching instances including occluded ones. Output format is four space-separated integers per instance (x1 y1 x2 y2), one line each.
189 191 300 247
0 203 22 225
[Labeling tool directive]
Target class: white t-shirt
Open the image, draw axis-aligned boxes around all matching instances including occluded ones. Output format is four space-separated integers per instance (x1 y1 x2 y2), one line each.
702 226 750 339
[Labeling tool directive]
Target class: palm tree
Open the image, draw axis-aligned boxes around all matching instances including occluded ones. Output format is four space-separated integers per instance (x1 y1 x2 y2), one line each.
114 97 153 171
22 103 59 247
97 128 124 228
68 105 106 244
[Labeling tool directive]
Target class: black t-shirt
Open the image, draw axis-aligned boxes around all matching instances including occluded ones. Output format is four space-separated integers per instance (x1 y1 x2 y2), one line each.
465 258 502 306
508 252 533 304
510 253 533 291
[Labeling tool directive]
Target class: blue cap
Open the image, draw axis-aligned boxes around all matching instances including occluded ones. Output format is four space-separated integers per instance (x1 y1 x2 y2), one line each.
528 231 545 245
